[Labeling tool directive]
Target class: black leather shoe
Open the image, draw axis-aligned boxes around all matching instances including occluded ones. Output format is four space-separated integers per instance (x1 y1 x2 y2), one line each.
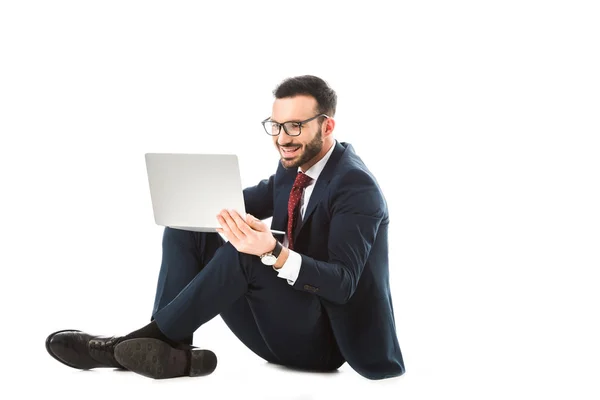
114 338 217 379
46 329 123 370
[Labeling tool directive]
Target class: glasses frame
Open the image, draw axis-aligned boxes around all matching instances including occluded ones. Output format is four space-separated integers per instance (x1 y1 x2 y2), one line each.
261 114 329 137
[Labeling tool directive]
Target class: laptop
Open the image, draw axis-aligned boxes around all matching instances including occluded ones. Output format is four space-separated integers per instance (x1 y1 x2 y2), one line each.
144 153 284 235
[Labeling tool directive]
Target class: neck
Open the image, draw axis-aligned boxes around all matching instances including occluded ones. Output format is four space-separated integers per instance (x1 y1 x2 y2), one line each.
299 138 335 172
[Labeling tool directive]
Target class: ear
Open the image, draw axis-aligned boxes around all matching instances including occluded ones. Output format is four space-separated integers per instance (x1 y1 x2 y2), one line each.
323 117 335 137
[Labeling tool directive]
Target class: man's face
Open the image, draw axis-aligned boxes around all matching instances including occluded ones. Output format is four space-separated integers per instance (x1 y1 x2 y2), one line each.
271 95 324 170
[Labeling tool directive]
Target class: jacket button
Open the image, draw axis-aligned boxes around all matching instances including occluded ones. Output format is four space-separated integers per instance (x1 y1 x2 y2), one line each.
303 284 318 292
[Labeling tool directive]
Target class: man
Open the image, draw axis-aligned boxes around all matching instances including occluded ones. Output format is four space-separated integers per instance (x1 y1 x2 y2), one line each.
46 75 406 380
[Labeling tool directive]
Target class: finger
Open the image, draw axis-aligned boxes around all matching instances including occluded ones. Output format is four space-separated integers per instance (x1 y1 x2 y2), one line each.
245 213 268 232
215 227 229 239
220 210 245 240
229 210 254 235
245 213 256 224
216 214 239 242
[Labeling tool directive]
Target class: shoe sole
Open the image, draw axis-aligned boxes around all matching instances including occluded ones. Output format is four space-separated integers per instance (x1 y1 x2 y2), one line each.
114 338 217 379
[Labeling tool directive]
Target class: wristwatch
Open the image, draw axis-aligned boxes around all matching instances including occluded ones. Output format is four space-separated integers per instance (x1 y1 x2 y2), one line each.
260 241 283 266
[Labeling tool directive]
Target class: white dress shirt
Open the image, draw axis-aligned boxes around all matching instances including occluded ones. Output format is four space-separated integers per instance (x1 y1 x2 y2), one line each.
275 141 337 285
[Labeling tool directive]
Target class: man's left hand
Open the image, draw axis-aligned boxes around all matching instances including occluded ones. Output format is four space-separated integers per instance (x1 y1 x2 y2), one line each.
216 209 277 257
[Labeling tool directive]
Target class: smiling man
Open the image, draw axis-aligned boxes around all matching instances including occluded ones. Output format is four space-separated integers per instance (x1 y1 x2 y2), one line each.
45 75 406 380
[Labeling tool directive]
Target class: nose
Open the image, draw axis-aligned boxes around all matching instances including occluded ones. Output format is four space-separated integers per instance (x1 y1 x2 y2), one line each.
277 134 293 147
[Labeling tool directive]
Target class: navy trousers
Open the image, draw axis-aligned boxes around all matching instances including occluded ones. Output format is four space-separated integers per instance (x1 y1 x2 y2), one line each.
150 227 344 371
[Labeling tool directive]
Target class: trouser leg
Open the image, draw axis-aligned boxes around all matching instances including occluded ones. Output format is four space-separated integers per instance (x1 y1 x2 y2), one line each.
152 227 343 370
150 228 277 362
151 228 223 317
220 296 281 364
151 228 223 344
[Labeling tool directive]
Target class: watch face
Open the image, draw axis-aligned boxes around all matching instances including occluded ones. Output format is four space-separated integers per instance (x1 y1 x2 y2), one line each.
261 254 277 266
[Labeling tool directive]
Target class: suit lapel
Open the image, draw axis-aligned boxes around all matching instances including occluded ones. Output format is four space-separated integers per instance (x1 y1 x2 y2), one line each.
271 165 296 232
295 142 347 237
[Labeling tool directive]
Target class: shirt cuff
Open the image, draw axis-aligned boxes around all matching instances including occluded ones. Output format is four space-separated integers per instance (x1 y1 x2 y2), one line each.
274 249 302 285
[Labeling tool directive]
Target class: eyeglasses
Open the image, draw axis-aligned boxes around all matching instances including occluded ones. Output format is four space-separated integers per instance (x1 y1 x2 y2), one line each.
261 114 329 136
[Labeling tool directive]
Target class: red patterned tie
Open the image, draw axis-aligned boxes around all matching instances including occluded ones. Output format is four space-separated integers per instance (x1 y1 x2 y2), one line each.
287 172 313 250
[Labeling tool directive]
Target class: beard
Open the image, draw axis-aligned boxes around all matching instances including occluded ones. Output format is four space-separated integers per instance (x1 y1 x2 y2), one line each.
279 127 323 169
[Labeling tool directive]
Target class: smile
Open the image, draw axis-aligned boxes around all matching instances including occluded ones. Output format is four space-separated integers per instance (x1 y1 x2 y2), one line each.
280 146 300 157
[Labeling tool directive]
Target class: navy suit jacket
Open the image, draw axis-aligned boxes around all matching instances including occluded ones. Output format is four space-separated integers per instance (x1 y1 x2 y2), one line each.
243 141 405 380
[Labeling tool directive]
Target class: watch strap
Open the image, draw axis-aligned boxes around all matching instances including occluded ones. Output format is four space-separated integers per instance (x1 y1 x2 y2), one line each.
271 241 283 258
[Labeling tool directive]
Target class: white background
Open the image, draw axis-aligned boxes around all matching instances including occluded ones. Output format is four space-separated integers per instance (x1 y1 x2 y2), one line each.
1 1 599 399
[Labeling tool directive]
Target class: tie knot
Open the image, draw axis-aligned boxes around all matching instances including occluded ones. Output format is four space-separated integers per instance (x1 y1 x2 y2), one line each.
293 172 313 189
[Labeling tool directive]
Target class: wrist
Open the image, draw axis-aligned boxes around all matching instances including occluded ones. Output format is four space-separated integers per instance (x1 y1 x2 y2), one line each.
273 247 289 269
259 239 282 266
267 237 277 253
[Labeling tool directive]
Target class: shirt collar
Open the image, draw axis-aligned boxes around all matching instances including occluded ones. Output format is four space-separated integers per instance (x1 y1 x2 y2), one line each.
299 140 336 183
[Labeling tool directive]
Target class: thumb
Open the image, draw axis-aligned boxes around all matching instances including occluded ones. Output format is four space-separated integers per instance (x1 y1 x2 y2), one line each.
246 214 266 231
246 213 259 224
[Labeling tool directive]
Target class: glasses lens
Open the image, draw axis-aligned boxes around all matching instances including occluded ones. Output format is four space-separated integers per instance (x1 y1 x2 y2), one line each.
283 122 301 136
263 121 280 136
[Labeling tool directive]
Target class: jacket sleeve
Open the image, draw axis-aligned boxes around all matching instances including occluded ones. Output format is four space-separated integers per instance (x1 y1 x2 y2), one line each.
243 174 275 220
292 170 386 304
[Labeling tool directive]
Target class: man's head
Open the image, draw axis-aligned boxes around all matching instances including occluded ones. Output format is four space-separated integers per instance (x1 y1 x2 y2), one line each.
265 75 337 171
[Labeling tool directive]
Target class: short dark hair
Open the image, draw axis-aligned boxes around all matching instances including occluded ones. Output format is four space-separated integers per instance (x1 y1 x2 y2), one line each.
273 75 337 117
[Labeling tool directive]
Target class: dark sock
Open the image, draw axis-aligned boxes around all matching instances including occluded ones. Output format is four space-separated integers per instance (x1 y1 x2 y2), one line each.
123 321 179 348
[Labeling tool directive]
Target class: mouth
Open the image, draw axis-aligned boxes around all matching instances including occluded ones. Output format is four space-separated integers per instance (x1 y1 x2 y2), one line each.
280 146 301 158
